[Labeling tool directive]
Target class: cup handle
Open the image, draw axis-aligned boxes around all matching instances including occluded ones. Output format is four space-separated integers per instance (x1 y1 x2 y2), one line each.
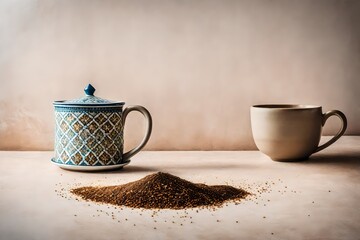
313 110 347 153
122 105 152 161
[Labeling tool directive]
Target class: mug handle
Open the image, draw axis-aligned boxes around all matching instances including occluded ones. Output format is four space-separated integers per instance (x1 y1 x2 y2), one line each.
313 110 347 153
122 105 152 161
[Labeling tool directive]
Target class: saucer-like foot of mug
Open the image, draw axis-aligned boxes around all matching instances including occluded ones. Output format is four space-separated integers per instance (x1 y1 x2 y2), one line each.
271 156 310 162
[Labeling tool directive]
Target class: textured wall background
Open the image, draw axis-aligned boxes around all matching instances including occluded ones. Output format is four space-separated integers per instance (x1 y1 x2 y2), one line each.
0 0 359 150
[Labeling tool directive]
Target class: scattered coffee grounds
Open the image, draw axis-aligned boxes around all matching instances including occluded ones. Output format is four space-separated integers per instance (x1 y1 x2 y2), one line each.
71 172 250 209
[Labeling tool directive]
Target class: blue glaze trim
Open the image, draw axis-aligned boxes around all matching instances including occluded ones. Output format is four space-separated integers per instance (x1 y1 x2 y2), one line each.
52 158 124 166
54 106 123 112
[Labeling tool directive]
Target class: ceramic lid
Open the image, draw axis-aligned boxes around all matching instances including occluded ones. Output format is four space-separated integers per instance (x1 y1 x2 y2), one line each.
53 84 124 107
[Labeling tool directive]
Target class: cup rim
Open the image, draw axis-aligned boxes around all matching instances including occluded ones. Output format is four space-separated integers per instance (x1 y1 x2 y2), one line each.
252 104 321 110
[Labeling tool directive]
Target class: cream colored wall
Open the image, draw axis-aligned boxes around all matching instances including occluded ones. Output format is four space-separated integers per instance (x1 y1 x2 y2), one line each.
0 0 359 151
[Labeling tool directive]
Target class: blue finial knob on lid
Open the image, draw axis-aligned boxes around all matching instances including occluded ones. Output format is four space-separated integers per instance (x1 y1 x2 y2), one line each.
84 84 96 96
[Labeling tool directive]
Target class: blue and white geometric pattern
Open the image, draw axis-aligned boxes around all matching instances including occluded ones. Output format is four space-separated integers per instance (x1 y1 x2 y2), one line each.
54 110 124 166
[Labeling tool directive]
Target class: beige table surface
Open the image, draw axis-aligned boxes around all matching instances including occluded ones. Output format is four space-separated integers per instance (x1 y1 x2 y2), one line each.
0 136 359 240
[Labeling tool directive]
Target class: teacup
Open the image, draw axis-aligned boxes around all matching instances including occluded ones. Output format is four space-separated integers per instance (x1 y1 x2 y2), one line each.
250 104 347 161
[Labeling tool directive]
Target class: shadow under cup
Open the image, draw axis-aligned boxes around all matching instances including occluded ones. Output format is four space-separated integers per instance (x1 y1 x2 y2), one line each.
250 104 347 161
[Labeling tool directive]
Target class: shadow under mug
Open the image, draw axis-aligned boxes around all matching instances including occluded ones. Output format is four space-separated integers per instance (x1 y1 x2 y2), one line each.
250 104 347 161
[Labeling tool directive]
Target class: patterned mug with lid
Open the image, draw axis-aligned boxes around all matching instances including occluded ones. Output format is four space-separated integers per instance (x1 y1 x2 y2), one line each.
51 84 152 171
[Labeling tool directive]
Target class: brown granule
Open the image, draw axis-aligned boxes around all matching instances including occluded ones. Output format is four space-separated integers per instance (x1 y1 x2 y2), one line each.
71 172 250 209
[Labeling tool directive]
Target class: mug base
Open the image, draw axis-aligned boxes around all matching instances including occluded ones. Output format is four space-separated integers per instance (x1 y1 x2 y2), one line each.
50 158 131 172
270 156 310 162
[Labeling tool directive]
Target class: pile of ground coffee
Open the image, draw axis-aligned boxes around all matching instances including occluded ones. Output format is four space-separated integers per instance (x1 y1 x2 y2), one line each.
71 172 250 209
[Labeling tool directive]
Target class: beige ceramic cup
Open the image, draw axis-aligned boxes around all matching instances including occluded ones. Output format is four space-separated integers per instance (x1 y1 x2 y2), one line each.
250 104 347 161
